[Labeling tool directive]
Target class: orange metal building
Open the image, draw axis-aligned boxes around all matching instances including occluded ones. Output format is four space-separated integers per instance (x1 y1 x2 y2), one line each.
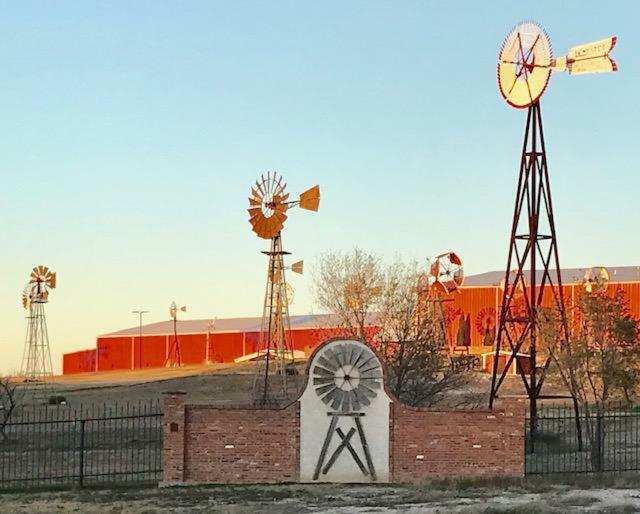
448 266 640 358
62 266 640 375
62 314 346 374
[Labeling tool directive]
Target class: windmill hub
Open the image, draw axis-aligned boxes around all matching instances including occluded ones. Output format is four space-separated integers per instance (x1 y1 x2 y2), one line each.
335 365 360 392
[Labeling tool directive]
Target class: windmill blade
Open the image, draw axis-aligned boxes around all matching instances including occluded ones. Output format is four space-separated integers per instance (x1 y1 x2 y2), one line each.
47 272 57 289
449 252 462 266
299 185 320 211
180 306 187 312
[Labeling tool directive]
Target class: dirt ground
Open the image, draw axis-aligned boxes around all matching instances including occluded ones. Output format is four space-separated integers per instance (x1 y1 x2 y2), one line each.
26 365 562 410
3 476 640 513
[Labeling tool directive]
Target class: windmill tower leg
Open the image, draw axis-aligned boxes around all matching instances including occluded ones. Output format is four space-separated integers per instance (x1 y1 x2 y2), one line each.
488 102 570 442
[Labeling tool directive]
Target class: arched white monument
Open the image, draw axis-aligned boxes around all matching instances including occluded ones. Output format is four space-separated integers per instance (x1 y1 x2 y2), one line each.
299 339 391 482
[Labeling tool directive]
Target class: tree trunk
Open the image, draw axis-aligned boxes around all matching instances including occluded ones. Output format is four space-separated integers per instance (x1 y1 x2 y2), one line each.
571 396 584 451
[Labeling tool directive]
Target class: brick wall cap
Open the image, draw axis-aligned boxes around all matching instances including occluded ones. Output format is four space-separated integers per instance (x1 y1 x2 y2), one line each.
186 403 297 412
394 403 503 414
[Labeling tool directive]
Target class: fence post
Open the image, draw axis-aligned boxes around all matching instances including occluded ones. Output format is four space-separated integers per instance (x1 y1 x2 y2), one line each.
595 413 604 472
78 420 85 487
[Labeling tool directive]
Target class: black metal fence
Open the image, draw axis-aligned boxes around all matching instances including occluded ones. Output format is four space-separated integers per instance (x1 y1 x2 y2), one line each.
0 400 163 490
526 403 640 474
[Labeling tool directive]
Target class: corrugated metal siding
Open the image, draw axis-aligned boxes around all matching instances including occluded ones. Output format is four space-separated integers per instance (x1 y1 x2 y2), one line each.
177 334 207 365
450 287 498 349
97 337 132 371
209 332 245 363
63 349 96 374
137 335 166 368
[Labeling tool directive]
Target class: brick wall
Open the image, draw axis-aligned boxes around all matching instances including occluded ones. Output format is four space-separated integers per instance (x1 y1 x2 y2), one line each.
163 392 187 484
390 399 525 481
163 394 524 485
163 393 299 484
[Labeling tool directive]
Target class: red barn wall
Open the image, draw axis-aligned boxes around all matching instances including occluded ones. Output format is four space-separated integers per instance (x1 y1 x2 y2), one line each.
449 287 498 350
97 337 133 371
136 335 167 369
178 334 207 365
64 283 640 375
63 349 96 374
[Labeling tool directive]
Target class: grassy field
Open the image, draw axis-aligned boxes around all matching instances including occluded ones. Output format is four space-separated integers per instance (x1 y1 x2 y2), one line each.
3 475 640 513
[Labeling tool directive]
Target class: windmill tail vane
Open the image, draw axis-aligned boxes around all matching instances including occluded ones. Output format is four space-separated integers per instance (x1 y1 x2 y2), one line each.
298 185 320 211
553 36 617 74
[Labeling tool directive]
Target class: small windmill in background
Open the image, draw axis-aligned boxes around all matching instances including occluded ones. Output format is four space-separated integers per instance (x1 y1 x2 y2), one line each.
248 171 319 405
165 301 186 367
583 266 610 294
206 318 217 363
422 252 465 353
20 266 57 393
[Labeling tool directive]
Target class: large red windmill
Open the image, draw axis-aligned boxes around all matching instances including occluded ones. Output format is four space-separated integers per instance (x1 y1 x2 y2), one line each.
488 22 617 434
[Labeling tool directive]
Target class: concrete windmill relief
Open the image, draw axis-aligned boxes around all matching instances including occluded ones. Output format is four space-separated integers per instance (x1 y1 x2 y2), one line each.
300 339 391 483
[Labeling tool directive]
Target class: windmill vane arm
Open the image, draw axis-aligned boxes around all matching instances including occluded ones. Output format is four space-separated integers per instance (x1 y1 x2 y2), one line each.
553 36 618 74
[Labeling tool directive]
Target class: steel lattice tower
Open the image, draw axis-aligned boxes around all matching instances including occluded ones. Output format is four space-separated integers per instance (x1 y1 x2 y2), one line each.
489 102 570 433
252 233 296 405
20 265 57 392
21 300 54 382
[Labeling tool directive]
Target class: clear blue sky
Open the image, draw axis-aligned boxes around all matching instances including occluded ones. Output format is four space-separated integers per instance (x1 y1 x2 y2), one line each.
0 1 637 374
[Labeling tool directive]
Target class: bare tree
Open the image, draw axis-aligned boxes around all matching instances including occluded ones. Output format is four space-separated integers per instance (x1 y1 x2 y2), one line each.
313 248 382 340
313 250 475 407
539 289 640 469
0 376 22 442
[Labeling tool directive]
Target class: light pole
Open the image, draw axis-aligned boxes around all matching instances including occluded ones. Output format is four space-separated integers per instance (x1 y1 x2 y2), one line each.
132 309 149 369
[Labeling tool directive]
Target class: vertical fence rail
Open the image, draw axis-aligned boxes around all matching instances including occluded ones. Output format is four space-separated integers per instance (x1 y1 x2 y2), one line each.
0 399 162 490
526 402 640 475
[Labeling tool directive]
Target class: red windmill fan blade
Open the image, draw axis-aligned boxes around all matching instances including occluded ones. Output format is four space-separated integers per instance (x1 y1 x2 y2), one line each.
432 281 448 295
449 252 462 266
